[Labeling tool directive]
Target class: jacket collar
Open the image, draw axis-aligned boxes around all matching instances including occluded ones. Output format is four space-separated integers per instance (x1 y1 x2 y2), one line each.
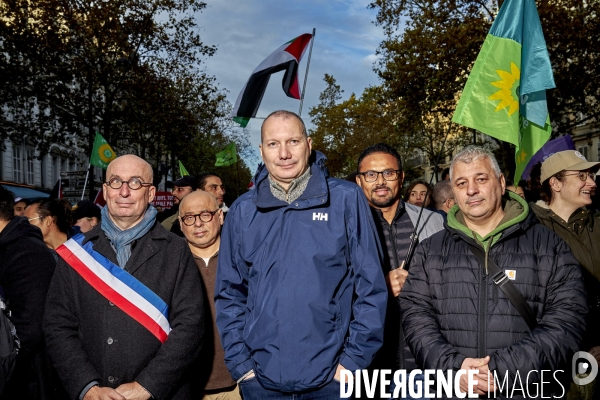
446 191 535 245
252 150 330 209
83 220 170 274
370 199 406 224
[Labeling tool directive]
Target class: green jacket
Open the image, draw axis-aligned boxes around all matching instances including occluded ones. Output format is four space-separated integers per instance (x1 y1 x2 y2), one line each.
530 200 600 350
530 201 600 282
447 190 529 265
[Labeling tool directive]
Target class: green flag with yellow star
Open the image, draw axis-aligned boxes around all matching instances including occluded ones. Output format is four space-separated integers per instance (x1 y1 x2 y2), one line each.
452 0 555 182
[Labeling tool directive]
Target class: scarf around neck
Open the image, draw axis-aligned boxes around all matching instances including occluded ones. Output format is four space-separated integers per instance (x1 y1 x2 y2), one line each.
101 204 158 269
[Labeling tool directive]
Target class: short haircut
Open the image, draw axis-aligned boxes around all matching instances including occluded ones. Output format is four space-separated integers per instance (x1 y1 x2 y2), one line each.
196 172 221 191
261 110 308 142
450 146 501 181
357 143 403 172
29 198 71 234
0 186 15 221
432 180 453 209
441 168 450 180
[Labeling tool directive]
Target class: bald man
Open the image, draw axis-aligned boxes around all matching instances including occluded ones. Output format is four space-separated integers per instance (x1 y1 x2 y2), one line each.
44 154 207 400
179 191 239 400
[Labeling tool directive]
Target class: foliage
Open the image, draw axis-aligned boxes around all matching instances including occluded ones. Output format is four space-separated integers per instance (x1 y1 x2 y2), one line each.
368 0 600 154
0 0 253 196
309 74 408 177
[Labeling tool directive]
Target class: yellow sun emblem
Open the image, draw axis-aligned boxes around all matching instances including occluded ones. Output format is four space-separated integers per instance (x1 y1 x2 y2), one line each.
489 62 520 116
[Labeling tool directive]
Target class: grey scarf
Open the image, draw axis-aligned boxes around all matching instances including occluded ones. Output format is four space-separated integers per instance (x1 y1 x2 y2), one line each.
101 205 158 268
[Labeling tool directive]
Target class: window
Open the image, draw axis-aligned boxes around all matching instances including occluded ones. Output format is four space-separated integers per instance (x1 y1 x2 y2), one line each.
12 145 22 182
26 148 34 185
578 146 588 160
53 156 60 183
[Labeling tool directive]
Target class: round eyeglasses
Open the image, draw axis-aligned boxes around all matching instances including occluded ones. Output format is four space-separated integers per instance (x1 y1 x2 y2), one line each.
180 210 219 226
563 171 596 182
105 177 152 190
357 169 401 183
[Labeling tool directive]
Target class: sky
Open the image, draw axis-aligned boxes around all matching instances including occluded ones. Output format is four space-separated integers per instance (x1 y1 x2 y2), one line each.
196 0 386 171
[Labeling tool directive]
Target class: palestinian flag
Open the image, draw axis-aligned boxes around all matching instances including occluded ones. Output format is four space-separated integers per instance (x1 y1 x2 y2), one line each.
232 33 313 127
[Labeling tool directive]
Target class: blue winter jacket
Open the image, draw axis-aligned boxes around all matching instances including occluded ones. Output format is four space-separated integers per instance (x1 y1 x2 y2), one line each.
215 151 387 392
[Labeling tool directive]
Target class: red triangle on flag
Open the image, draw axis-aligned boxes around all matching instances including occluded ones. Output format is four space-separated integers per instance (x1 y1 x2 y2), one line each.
93 188 106 207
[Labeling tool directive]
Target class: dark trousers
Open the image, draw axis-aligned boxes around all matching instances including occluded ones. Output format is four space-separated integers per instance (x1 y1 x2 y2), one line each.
239 376 349 400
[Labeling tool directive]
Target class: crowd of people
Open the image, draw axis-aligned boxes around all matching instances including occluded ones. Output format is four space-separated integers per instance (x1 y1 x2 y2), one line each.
0 109 598 400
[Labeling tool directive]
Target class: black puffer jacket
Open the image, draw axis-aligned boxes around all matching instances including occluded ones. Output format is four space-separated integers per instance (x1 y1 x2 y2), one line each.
400 196 587 399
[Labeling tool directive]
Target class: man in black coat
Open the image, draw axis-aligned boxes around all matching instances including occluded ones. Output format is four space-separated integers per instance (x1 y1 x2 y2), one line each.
0 186 56 399
400 146 587 399
44 155 206 400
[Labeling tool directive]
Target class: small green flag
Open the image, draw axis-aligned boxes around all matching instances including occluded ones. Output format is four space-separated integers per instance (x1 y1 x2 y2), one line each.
89 132 117 169
233 116 250 128
215 143 238 167
178 161 190 177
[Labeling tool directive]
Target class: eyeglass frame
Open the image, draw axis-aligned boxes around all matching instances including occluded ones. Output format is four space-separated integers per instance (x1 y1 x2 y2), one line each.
105 177 153 190
179 210 220 226
28 216 44 222
562 171 597 182
357 169 402 183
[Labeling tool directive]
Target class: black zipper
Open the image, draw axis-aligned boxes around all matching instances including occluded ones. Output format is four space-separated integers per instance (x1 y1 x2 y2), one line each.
389 222 405 370
478 261 487 358
476 239 491 359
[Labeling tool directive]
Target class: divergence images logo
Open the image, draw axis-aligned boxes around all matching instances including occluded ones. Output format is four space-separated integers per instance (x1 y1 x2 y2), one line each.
572 351 598 386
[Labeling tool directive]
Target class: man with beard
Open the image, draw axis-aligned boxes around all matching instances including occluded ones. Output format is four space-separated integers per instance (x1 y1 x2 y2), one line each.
161 175 197 236
356 143 443 397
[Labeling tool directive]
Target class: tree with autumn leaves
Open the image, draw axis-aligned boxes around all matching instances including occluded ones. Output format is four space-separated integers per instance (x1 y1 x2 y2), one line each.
310 0 600 178
0 0 252 191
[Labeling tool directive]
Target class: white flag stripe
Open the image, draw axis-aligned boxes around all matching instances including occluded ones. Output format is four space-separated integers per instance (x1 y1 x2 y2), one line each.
63 240 171 335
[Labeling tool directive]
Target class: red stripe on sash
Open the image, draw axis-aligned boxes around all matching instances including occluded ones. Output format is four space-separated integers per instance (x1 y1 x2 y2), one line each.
58 245 168 343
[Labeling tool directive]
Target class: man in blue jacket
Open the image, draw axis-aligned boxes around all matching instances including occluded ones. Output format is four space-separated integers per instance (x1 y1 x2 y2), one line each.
215 110 387 399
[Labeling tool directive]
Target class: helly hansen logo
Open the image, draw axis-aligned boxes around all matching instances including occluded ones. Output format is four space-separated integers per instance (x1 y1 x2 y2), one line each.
313 212 328 221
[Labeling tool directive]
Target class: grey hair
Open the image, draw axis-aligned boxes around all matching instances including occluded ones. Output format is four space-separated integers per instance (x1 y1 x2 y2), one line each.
449 146 501 181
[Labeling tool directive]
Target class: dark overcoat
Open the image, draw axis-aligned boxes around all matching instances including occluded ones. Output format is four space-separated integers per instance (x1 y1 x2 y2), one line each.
43 221 206 400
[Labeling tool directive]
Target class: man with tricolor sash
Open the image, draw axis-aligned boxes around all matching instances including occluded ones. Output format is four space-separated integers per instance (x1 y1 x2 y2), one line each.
44 155 207 400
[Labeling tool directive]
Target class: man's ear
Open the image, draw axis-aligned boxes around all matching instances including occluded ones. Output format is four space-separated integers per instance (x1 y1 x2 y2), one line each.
499 173 506 193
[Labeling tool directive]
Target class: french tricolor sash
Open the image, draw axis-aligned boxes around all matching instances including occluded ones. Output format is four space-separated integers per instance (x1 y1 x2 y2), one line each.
56 234 171 343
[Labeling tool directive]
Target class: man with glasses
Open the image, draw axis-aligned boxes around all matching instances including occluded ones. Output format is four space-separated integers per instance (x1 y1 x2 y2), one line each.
179 191 239 400
216 110 387 399
162 175 198 236
44 154 206 400
530 150 600 378
0 186 56 399
355 143 443 398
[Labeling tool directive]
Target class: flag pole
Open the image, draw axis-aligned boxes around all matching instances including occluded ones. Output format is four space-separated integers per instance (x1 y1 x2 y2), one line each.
298 28 316 117
81 163 91 201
